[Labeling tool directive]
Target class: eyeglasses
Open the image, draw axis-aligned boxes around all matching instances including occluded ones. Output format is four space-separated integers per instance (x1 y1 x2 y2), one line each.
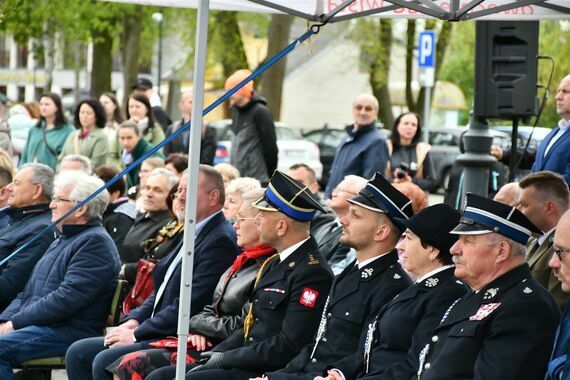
52 196 79 204
554 245 570 261
354 104 374 112
235 213 259 223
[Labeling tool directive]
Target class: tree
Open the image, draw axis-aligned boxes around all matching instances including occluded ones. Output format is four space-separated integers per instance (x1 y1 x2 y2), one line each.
257 14 293 120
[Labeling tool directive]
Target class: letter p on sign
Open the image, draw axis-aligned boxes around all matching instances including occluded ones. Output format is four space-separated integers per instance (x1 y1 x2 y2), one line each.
419 31 436 68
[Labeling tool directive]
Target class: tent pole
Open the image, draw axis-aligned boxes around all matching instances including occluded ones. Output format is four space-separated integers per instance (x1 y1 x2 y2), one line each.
176 0 210 379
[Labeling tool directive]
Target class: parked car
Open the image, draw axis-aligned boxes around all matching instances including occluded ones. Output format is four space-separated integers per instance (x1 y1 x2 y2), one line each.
304 124 510 192
210 119 323 180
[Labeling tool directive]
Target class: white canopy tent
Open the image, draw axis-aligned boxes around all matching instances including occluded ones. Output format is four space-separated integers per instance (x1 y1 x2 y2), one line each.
99 1 570 379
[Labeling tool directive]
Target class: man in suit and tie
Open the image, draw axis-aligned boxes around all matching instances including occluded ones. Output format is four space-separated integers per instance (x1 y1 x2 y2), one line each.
546 210 570 379
65 165 240 380
491 74 570 184
518 171 569 309
257 173 413 380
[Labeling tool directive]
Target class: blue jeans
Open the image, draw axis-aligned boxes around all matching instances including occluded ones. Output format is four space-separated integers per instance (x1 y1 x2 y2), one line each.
65 336 152 380
0 325 68 380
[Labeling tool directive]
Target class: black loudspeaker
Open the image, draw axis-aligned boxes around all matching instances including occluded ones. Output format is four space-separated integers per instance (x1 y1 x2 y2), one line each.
474 21 539 119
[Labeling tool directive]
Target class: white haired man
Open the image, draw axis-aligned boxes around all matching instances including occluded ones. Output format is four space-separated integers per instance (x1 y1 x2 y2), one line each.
0 171 120 379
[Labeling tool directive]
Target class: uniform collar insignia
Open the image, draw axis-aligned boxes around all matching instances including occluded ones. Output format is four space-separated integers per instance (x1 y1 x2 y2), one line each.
523 287 533 294
361 268 373 279
393 273 402 279
483 287 499 301
424 278 439 288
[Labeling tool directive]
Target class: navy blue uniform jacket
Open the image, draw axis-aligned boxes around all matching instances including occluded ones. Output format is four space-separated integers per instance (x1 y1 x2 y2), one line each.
128 211 239 341
0 221 120 345
418 264 560 380
214 237 334 373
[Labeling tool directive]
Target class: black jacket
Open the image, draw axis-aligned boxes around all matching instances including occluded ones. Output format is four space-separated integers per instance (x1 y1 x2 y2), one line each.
271 250 412 378
314 222 351 272
229 93 278 183
102 198 136 245
214 237 333 373
163 120 217 165
119 210 173 282
0 204 56 311
418 264 560 380
188 255 272 343
331 267 467 380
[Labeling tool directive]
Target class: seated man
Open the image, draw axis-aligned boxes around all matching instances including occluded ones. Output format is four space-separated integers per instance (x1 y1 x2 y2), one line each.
65 165 240 380
0 163 57 311
0 171 120 379
119 168 178 284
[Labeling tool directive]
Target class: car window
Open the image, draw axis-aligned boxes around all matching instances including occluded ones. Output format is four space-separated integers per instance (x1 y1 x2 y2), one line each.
429 132 457 146
276 127 301 140
304 131 323 144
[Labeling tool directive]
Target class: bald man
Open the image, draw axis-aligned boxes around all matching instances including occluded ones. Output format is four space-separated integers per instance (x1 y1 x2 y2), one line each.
324 94 389 198
493 182 521 207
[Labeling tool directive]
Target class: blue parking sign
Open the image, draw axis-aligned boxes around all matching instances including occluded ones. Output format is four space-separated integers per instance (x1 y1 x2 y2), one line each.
419 31 436 68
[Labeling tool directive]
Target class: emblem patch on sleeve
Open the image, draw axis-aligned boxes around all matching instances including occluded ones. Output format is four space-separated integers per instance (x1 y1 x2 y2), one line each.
300 287 319 307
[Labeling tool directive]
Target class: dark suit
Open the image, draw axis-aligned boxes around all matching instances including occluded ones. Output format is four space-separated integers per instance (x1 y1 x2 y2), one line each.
546 300 570 380
527 231 566 310
186 237 333 380
329 267 466 380
531 126 570 184
314 222 351 273
267 250 412 380
64 211 240 380
418 264 560 380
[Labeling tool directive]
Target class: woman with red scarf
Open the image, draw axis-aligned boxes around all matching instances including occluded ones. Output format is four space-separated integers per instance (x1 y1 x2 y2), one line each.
107 189 275 379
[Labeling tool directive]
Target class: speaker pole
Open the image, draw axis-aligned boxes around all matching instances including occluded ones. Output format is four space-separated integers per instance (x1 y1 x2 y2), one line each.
508 118 519 182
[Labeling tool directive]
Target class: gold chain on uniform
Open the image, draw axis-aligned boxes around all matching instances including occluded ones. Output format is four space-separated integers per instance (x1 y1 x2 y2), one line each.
243 253 280 340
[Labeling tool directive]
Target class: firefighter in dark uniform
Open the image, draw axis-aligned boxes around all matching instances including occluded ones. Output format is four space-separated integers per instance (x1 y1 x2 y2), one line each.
416 193 560 380
259 173 414 380
175 171 334 380
317 204 468 380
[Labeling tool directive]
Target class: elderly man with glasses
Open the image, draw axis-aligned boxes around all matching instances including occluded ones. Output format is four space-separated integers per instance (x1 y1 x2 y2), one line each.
324 94 389 199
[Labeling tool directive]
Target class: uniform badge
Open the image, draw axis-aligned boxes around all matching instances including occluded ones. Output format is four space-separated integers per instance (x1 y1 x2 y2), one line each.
469 302 501 321
523 287 533 294
424 278 439 288
393 273 401 279
361 268 373 279
300 288 319 307
263 288 285 294
483 287 499 300
289 262 295 268
307 253 319 265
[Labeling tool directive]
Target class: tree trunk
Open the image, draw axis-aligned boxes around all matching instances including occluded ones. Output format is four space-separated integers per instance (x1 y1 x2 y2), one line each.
90 26 113 97
214 11 249 78
122 7 143 109
257 14 293 121
405 20 416 113
43 21 56 93
370 19 393 130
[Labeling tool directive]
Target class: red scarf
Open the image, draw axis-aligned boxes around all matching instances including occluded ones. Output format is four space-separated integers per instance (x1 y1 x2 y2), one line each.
214 244 275 315
226 244 276 280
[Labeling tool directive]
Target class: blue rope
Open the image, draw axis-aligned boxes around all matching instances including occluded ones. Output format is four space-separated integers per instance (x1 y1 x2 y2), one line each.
0 28 316 268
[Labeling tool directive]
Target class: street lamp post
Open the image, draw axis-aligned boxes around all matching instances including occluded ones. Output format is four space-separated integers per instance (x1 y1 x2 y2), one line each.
152 11 164 96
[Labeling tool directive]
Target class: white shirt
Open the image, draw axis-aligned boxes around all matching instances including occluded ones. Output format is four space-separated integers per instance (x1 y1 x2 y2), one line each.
538 228 555 247
279 237 310 263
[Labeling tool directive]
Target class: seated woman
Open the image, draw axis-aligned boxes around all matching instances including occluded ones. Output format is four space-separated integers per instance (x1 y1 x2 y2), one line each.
316 204 467 380
107 189 275 380
385 112 437 192
223 177 261 223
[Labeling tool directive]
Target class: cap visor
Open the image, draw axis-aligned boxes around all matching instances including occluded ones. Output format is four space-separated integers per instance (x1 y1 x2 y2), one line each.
252 197 278 212
449 223 492 235
347 195 386 214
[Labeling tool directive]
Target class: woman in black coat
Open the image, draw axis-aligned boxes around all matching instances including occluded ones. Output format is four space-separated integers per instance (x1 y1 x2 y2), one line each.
318 204 467 380
106 190 275 379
